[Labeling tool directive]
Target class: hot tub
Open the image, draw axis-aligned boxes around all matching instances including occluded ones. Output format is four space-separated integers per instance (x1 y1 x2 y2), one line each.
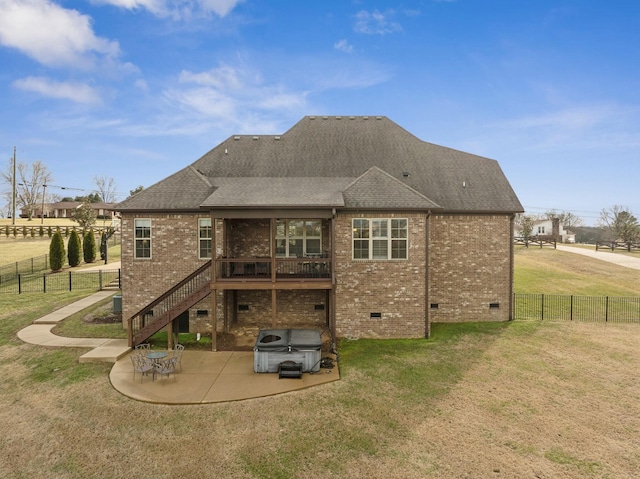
254 329 322 373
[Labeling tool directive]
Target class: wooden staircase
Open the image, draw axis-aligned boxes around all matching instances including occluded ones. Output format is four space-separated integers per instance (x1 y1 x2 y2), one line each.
127 261 211 347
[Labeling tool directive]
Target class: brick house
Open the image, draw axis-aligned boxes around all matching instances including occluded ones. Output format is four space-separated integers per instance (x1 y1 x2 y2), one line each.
116 116 523 350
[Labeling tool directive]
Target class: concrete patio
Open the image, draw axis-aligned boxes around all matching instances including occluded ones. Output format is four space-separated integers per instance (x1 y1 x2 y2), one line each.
110 350 339 404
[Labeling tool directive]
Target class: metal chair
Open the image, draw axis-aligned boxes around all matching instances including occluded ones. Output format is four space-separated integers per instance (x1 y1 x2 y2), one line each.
172 344 184 372
154 357 177 381
131 354 154 382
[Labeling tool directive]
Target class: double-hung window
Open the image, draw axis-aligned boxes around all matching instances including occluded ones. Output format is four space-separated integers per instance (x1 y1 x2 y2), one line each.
353 218 407 260
276 220 322 257
134 219 151 259
199 218 212 259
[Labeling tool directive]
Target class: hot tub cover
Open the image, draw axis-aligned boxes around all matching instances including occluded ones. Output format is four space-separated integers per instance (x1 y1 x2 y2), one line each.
255 329 290 352
289 329 322 350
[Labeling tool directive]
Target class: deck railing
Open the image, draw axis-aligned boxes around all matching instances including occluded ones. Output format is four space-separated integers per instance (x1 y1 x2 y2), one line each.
215 257 331 281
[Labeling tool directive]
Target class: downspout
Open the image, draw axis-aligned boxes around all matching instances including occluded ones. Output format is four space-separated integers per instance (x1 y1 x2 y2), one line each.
509 214 515 321
330 208 337 353
425 211 431 338
211 215 218 351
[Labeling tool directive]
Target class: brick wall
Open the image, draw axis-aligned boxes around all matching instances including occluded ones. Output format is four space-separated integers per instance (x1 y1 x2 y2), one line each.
334 212 428 338
120 213 214 321
428 214 513 323
121 212 515 339
233 290 327 328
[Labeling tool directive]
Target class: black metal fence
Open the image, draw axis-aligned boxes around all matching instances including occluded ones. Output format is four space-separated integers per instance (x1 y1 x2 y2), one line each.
514 293 640 322
0 254 52 283
0 269 120 294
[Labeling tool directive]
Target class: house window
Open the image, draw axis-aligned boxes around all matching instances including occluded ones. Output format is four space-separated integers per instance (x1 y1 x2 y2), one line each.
537 226 545 234
199 218 212 259
134 219 151 258
275 220 322 257
353 218 408 260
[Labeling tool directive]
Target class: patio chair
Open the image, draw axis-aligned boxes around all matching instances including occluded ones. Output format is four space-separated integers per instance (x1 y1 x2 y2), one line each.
131 354 154 382
154 357 177 381
172 344 184 372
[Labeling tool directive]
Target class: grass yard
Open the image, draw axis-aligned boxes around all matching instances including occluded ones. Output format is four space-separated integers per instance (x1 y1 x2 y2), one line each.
514 245 640 295
0 246 639 477
0 218 121 266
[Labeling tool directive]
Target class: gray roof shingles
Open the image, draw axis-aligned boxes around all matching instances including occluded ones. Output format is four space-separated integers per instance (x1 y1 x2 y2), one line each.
117 116 523 213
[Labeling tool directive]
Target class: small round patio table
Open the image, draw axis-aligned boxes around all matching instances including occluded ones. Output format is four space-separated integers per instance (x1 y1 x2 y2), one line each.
146 351 168 362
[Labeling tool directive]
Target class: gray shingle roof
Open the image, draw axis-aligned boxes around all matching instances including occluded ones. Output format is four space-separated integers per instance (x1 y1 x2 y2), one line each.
117 116 523 213
201 177 351 208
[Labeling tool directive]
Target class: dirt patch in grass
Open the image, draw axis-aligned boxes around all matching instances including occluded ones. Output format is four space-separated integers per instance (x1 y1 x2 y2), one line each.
81 301 121 324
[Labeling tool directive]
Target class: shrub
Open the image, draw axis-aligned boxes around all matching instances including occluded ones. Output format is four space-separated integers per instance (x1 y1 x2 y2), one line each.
39 226 44 237
67 229 82 267
83 229 97 264
47 226 52 238
49 231 66 271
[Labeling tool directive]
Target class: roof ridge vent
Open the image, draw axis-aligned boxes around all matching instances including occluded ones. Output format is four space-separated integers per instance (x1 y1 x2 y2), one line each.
336 116 342 120
234 136 240 140
376 116 382 120
274 136 281 140
252 136 259 140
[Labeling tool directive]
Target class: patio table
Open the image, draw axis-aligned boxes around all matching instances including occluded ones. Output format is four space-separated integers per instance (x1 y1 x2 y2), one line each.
146 351 168 381
146 351 168 362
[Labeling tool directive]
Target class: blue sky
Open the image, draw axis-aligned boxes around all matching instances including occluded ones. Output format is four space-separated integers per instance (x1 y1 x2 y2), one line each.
1 0 639 225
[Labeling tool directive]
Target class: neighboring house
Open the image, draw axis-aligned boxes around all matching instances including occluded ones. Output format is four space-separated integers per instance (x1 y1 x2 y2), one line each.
515 218 576 243
116 116 523 349
48 201 117 219
23 201 117 220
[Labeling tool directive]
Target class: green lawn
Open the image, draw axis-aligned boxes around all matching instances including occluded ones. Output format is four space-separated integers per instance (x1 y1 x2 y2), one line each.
514 246 640 296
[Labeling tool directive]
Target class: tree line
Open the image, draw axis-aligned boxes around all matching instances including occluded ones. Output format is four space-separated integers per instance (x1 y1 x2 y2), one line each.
516 206 640 244
1 157 145 220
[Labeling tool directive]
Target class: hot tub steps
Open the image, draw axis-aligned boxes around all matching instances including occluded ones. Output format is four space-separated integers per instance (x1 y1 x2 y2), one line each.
278 361 303 379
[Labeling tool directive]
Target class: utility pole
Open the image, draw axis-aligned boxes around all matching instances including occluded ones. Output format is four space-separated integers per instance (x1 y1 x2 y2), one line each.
11 147 16 225
41 183 47 224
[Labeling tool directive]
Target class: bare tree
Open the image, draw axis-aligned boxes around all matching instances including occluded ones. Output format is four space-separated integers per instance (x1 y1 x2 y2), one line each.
598 205 640 242
93 175 118 203
1 160 53 220
544 209 583 229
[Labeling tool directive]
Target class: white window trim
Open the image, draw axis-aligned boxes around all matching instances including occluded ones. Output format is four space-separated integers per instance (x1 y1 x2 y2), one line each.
352 218 408 260
134 218 152 259
198 218 212 259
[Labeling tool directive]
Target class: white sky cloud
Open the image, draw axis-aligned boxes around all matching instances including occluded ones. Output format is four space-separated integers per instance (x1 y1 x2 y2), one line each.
12 76 102 104
354 9 402 35
0 0 120 69
91 0 243 18
170 64 307 119
334 39 353 53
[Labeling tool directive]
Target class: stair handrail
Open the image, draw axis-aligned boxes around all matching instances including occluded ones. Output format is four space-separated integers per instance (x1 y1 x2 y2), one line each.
127 260 211 345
